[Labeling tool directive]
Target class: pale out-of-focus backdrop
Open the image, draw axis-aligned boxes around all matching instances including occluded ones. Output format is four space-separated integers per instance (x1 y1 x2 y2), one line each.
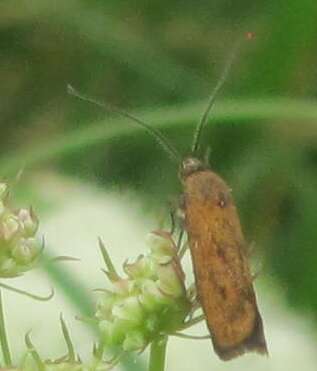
1 1 317 370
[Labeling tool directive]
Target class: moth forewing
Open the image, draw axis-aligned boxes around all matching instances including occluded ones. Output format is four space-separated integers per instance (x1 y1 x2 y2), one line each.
181 165 268 360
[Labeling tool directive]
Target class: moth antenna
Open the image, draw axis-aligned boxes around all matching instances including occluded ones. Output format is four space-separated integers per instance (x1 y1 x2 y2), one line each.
191 33 253 154
67 84 181 164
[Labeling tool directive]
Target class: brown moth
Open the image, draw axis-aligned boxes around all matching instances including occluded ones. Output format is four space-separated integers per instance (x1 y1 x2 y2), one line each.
180 157 267 360
68 34 268 360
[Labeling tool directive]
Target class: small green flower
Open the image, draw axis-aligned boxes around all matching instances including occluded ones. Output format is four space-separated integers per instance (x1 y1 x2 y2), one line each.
122 330 146 352
0 182 41 278
95 230 191 354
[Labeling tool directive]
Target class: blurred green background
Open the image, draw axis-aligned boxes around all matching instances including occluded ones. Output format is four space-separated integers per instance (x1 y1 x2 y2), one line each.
1 0 317 370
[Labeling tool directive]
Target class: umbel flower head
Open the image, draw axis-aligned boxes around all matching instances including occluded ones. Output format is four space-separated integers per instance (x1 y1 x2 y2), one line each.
95 230 192 353
0 182 41 277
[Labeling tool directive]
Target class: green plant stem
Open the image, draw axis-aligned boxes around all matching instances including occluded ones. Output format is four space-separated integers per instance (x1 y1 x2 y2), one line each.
0 291 12 367
149 336 168 371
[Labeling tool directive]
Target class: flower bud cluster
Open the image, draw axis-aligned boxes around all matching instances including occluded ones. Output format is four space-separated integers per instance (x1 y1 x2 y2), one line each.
0 182 41 277
95 231 191 352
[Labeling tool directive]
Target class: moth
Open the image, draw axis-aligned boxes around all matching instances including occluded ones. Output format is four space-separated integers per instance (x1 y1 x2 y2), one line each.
68 35 268 360
180 158 268 360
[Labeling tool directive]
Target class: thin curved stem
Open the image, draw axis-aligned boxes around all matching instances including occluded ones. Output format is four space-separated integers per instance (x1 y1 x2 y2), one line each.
148 336 168 371
1 98 317 177
0 282 54 301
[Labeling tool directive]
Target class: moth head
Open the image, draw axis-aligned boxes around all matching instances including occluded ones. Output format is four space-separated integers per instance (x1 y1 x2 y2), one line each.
180 157 207 179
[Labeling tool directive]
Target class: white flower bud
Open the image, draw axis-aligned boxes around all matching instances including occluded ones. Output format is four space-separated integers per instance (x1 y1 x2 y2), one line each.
0 183 8 199
1 214 20 241
18 208 38 237
0 201 5 217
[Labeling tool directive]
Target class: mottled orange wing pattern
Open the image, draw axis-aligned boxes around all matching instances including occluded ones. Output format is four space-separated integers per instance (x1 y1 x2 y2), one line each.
183 170 267 360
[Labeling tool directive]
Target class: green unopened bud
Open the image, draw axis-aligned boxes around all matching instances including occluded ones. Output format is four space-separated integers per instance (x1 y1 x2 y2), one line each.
99 318 131 346
123 330 146 352
12 238 39 264
0 257 18 276
112 297 144 324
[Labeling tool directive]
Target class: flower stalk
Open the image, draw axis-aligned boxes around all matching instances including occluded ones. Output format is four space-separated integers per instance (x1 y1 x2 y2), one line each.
148 336 168 371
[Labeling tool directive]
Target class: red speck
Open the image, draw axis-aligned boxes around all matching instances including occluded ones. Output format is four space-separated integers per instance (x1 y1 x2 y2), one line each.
246 32 255 40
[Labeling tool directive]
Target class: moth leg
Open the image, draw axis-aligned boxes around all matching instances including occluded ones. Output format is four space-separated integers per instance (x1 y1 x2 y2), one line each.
176 194 186 223
251 272 260 282
187 282 197 302
180 314 205 330
169 209 176 235
247 241 256 257
168 197 181 236
251 262 264 282
187 302 201 323
247 241 265 281
176 229 184 250
204 145 212 166
178 238 189 259
170 332 210 340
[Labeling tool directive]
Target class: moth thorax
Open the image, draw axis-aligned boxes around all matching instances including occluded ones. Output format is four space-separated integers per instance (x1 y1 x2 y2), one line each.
180 157 206 179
